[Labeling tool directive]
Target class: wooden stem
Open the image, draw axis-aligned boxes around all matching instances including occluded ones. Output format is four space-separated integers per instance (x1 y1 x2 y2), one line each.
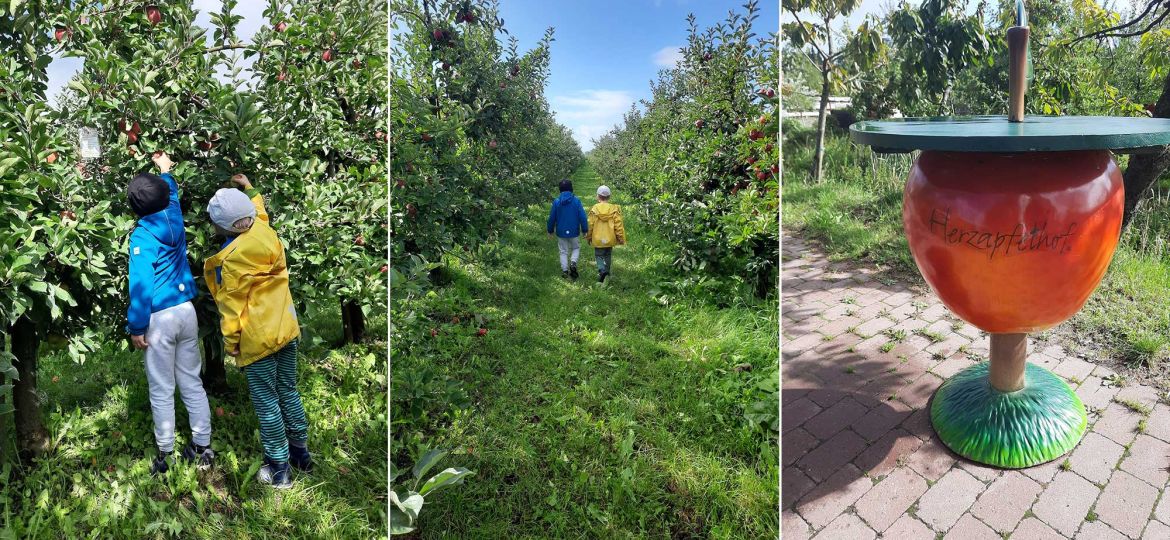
1007 26 1030 122
990 333 1027 392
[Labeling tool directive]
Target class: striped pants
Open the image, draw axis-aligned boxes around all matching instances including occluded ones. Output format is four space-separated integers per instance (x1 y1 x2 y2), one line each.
243 340 309 463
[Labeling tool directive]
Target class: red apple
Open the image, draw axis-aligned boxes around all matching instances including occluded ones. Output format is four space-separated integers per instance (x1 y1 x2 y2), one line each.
355 234 365 246
420 133 432 142
375 130 385 140
452 316 461 324
54 26 70 42
396 178 405 189
432 28 445 41
477 328 488 336
499 82 507 89
215 406 225 417
430 328 438 337
145 5 162 25
127 132 139 144
771 164 778 174
407 203 417 218
765 143 773 152
756 170 767 180
703 52 712 61
277 70 288 81
380 265 388 273
747 156 757 164
749 130 763 141
275 21 289 33
903 150 1123 333
321 49 334 62
197 140 213 151
488 140 497 149
694 119 704 129
46 152 58 164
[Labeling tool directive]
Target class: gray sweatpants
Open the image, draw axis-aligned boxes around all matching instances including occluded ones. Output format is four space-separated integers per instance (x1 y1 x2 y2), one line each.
144 301 212 452
558 237 580 271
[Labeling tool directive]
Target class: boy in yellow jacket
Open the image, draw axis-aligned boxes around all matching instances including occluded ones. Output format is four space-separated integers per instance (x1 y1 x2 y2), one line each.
204 174 310 489
585 185 627 283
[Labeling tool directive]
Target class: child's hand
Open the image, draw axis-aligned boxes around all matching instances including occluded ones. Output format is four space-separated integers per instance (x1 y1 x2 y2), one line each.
150 151 173 173
131 334 149 350
230 174 253 190
227 346 239 356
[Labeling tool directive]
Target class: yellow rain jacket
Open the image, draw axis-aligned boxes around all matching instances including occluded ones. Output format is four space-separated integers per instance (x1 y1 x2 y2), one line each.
203 189 300 368
586 202 626 248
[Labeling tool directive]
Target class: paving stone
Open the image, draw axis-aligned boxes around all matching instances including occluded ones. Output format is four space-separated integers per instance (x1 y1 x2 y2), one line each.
1119 435 1170 488
797 429 869 483
783 510 812 540
1013 517 1067 540
807 388 848 409
879 515 935 540
1155 488 1170 524
930 352 973 379
1032 471 1102 537
783 467 817 510
1055 357 1097 383
1115 384 1160 410
943 513 1000 540
1143 404 1170 444
805 397 871 440
1077 375 1121 411
851 400 913 442
855 316 896 339
854 428 923 478
783 398 822 433
1140 519 1170 539
1095 470 1159 538
855 466 929 533
1094 402 1144 446
914 468 983 531
784 428 819 467
896 373 944 409
970 472 1042 533
957 460 1002 483
1075 521 1128 540
899 409 934 441
787 332 830 358
1021 458 1063 484
905 439 957 482
796 463 874 529
1067 431 1125 485
812 512 876 540
820 316 864 339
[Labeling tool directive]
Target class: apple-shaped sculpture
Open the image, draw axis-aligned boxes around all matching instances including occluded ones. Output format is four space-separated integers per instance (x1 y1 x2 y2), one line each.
849 3 1170 469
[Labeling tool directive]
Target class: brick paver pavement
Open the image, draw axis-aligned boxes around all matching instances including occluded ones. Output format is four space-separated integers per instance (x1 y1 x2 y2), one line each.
782 235 1170 539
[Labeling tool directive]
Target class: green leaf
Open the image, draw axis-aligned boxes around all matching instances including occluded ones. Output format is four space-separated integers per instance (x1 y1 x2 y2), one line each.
418 467 474 496
411 448 447 482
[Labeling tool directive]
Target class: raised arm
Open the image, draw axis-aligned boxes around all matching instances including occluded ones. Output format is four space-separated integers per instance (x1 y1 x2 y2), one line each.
152 151 180 205
231 174 269 222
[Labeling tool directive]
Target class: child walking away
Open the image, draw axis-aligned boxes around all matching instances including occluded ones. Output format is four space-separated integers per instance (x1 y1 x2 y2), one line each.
585 185 627 283
126 151 214 475
204 174 311 489
546 179 588 280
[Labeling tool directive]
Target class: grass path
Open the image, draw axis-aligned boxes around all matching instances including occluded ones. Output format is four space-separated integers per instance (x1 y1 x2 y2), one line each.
395 164 778 539
1 308 387 539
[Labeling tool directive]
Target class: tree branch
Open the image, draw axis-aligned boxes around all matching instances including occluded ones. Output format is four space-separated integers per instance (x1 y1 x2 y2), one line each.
1069 2 1170 45
785 8 830 63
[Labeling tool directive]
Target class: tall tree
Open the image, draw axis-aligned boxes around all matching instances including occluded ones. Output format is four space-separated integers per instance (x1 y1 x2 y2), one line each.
888 0 990 116
783 0 881 182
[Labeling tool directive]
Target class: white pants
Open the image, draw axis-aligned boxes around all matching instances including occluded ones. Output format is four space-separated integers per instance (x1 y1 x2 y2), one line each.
144 301 211 452
558 237 580 271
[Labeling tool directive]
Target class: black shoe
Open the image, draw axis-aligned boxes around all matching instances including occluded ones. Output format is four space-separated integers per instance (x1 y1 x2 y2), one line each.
569 263 578 280
289 444 313 473
180 443 215 470
562 270 570 280
151 451 171 476
258 458 293 489
599 271 608 283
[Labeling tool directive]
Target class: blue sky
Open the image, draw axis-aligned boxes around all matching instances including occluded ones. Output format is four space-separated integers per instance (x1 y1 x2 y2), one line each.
497 0 779 150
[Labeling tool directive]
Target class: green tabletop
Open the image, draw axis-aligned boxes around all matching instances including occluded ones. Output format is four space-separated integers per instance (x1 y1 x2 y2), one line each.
850 115 1170 153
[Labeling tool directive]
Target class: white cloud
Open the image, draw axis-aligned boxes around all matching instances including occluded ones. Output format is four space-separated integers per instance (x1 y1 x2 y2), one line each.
551 90 636 152
47 1 269 101
652 46 684 68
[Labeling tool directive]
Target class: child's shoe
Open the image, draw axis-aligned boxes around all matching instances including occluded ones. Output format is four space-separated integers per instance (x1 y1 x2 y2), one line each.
151 451 171 476
569 263 578 280
599 271 608 283
257 458 293 489
180 443 215 471
562 270 570 280
289 444 313 473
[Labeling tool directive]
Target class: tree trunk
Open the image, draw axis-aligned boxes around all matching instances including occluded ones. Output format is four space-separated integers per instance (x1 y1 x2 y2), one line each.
341 299 366 344
812 67 832 183
194 296 229 395
9 318 48 459
1121 71 1170 230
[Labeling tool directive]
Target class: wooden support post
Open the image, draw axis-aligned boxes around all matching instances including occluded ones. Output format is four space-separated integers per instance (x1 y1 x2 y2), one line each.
1007 26 1030 122
990 333 1027 392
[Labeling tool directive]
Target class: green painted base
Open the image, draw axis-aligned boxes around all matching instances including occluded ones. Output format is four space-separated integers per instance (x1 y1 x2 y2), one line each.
930 362 1087 469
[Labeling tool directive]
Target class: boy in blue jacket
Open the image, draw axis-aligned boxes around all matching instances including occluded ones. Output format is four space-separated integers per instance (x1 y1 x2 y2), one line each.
126 151 213 475
547 179 588 280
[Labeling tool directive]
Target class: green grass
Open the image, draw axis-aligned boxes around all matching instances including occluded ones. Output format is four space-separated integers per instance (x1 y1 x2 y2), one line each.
784 130 1170 372
392 164 779 538
1 306 388 538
